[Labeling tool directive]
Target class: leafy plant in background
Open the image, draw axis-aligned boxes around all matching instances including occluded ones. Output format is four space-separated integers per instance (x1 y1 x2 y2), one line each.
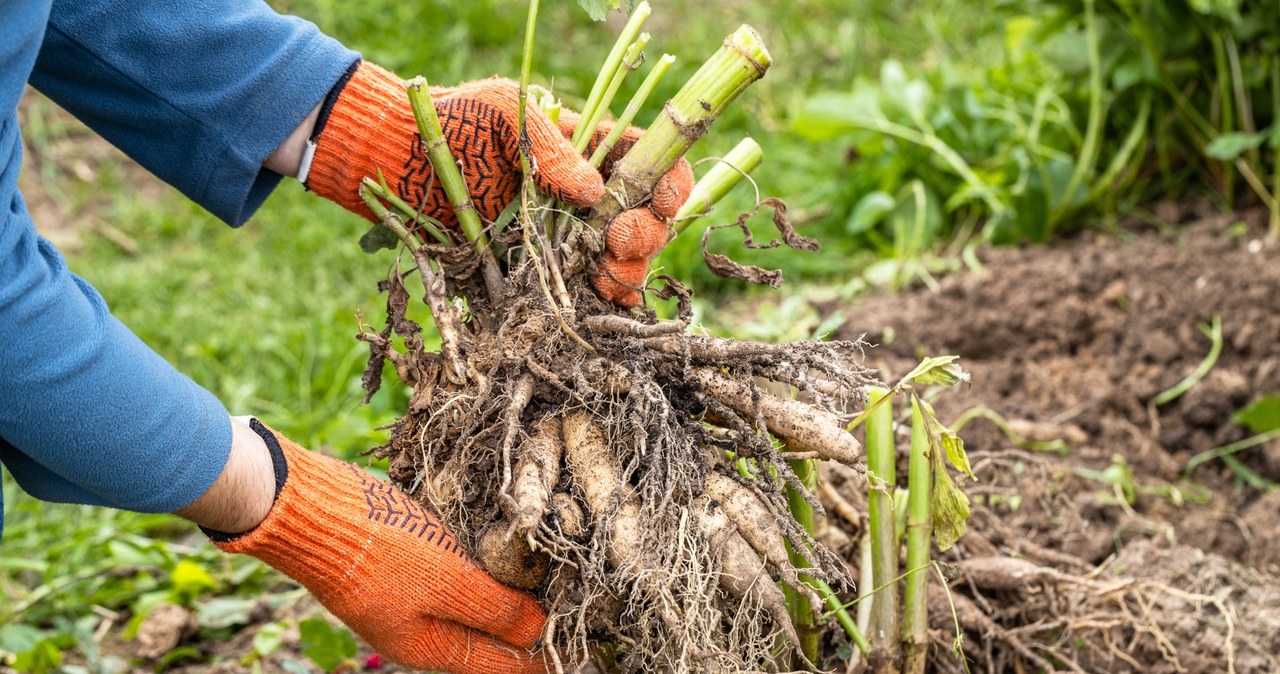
298 618 358 673
797 0 1279 279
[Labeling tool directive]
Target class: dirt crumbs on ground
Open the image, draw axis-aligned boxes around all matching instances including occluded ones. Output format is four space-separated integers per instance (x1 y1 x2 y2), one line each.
834 210 1280 672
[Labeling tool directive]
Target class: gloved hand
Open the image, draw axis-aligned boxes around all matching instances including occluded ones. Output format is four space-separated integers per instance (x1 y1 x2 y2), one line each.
560 110 694 307
208 419 547 674
304 61 692 308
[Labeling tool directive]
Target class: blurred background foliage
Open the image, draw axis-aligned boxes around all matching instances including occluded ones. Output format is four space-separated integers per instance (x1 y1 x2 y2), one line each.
3 0 1277 669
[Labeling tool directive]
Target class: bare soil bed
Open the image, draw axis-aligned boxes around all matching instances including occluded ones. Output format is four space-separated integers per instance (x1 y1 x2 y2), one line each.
826 206 1280 673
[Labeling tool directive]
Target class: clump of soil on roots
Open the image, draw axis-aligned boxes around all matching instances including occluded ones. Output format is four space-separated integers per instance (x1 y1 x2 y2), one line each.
827 208 1280 673
359 215 875 672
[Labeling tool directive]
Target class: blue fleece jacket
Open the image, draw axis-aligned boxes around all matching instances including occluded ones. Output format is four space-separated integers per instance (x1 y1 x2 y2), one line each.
0 1 358 540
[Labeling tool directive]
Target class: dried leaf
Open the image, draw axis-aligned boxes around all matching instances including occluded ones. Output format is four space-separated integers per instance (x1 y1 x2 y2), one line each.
359 328 390 404
701 225 784 287
385 269 420 338
649 274 694 321
699 198 817 287
920 397 975 479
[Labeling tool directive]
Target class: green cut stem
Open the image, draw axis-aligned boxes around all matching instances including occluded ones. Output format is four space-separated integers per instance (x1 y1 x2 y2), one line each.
517 0 540 178
405 78 486 247
586 24 772 230
810 576 870 654
902 395 933 674
360 176 451 245
864 386 900 661
674 136 764 233
573 1 651 150
782 457 820 666
589 53 676 168
575 34 651 155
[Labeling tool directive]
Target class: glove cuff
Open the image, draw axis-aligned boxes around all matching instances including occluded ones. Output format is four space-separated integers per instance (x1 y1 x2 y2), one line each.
305 61 418 221
207 421 470 605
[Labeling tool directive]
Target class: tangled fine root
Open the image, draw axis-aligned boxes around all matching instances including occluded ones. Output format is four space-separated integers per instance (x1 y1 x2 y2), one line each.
359 209 876 672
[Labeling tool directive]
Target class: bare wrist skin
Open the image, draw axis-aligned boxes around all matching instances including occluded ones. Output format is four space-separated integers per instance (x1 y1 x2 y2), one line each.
263 103 322 178
173 416 277 533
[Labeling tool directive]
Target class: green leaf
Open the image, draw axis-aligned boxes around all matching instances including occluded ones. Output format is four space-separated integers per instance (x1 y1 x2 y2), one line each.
154 646 203 671
195 597 256 630
846 191 896 235
11 640 63 674
1235 395 1280 434
358 224 399 254
168 560 216 605
0 625 45 655
1205 130 1270 161
920 399 975 480
1187 0 1242 22
299 619 357 673
901 355 970 388
252 622 288 658
577 0 621 21
280 659 312 674
930 449 971 552
1076 455 1136 504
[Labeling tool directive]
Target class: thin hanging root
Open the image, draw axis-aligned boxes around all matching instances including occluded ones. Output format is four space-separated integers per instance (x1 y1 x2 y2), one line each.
693 368 862 465
511 415 563 537
694 498 811 669
703 472 825 614
403 243 469 385
498 374 536 516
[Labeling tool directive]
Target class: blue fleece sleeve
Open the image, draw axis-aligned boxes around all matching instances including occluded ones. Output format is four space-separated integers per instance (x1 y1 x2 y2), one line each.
31 0 359 226
0 191 232 514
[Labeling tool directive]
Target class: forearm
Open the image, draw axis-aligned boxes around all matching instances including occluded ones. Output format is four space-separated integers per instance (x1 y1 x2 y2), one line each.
263 102 322 179
173 417 277 533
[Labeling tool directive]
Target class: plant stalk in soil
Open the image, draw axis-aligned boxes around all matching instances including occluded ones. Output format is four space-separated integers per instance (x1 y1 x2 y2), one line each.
901 395 933 673
864 386 901 671
783 457 820 666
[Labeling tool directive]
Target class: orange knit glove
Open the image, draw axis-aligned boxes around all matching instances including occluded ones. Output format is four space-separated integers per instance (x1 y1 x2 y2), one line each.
209 420 548 674
306 61 693 308
561 111 694 307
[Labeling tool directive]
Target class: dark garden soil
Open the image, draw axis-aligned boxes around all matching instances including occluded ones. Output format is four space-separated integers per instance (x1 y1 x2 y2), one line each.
824 205 1280 673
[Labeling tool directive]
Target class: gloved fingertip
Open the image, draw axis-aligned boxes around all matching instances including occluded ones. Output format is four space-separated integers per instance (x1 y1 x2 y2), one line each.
592 274 642 308
593 255 650 308
650 158 695 219
539 157 606 208
606 210 671 261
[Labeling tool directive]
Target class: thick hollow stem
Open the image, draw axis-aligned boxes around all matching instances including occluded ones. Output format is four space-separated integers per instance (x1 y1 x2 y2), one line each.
901 395 933 674
783 458 821 666
674 136 763 234
406 78 486 247
864 387 900 657
586 24 772 230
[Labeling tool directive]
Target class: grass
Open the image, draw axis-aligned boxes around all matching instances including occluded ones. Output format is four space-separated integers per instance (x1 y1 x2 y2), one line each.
1 0 1002 668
